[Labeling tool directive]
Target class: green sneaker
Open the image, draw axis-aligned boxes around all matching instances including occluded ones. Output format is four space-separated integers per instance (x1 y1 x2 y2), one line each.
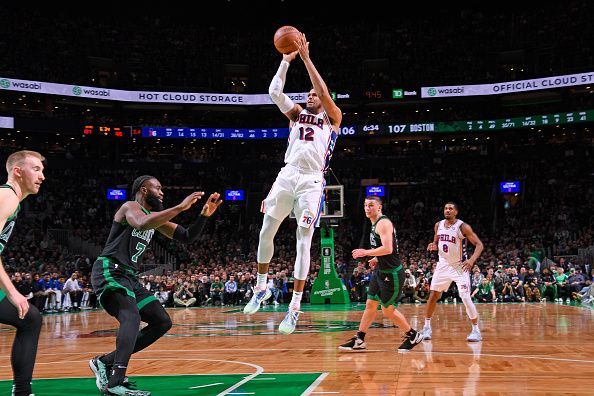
104 378 151 396
89 356 109 390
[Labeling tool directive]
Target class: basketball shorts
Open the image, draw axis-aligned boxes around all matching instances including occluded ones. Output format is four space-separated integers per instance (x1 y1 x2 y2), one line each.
367 266 404 308
430 261 472 295
261 164 325 228
91 256 157 310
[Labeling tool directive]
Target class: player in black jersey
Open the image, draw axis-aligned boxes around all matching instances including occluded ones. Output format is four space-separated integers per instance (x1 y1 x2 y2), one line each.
0 150 45 396
339 196 422 353
89 175 222 396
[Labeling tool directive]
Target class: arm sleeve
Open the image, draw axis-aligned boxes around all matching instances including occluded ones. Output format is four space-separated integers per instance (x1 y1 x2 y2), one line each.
269 60 295 113
172 215 208 244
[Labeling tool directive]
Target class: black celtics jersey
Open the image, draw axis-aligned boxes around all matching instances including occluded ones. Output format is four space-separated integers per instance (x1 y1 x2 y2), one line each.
99 205 154 271
0 184 20 254
370 215 401 271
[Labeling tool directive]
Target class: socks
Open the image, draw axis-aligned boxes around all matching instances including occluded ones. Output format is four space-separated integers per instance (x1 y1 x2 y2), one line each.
290 291 303 310
357 331 366 341
108 365 127 388
256 273 267 290
425 318 432 327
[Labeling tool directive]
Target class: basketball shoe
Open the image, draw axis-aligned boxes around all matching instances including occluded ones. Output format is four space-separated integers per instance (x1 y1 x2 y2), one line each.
338 335 367 351
397 328 423 352
243 287 272 314
278 306 302 334
89 356 110 391
467 327 482 342
421 325 432 340
103 377 151 396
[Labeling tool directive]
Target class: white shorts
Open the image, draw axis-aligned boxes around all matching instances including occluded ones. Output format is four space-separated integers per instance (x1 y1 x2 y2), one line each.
430 262 472 295
261 164 325 228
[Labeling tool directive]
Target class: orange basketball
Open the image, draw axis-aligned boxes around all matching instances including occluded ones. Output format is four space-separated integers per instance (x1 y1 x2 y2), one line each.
273 25 300 54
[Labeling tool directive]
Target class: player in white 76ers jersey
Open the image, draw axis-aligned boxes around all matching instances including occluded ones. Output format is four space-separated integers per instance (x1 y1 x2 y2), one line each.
422 202 485 342
243 33 342 335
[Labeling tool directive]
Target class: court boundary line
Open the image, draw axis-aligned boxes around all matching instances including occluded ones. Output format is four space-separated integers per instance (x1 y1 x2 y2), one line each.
301 372 329 396
2 349 592 367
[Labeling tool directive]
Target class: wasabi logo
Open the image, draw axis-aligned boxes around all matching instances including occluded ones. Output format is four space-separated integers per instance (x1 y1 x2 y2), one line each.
72 86 82 95
0 79 9 89
428 87 437 96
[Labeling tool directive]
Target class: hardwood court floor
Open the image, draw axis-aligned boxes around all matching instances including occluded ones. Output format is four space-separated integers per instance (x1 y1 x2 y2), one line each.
1 302 593 395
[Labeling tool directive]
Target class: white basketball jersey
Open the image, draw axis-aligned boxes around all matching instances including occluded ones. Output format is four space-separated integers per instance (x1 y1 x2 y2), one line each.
284 109 337 172
437 219 467 266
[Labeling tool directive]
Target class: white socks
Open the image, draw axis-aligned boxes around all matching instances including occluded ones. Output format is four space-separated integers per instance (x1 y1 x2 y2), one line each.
290 291 303 310
256 273 268 290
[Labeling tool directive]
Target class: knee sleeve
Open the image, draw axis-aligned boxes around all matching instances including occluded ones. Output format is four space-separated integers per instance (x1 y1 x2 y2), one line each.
294 226 314 280
257 215 282 263
460 292 478 320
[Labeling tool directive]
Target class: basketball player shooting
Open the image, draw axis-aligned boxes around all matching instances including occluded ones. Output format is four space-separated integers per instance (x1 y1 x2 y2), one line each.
422 202 485 342
243 32 342 335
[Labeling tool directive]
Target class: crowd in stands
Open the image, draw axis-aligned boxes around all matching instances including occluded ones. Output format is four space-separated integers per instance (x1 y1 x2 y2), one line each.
1 125 593 314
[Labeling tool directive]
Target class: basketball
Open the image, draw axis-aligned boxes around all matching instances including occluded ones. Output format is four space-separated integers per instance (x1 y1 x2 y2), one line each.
273 25 300 54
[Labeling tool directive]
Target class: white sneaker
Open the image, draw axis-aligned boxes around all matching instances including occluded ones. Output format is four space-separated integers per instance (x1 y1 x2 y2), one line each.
565 298 571 303
467 328 482 342
422 325 432 340
243 287 272 314
278 308 302 334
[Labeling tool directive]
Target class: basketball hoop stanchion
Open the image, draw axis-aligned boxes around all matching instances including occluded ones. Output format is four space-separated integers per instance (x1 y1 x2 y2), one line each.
310 184 349 304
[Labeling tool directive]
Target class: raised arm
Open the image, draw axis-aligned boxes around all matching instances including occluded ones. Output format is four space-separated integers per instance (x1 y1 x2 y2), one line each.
295 33 342 128
269 50 303 122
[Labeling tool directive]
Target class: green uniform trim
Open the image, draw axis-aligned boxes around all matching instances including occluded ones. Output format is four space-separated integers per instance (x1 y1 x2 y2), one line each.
137 295 158 310
380 268 402 308
98 257 135 303
140 206 151 215
0 289 5 302
367 267 403 308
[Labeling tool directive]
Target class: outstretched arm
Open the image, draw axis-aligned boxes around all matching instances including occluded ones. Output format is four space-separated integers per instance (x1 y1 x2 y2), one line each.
295 33 342 128
120 192 203 231
157 192 223 243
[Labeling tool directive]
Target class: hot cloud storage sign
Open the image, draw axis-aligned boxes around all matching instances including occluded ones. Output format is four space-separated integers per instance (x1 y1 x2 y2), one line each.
0 76 307 105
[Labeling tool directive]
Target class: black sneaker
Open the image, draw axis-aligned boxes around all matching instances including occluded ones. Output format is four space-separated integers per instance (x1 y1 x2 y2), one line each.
338 335 367 351
397 329 423 352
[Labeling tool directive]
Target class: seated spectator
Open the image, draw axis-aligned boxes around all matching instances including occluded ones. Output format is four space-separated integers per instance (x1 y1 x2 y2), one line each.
398 269 416 303
62 272 83 311
224 275 238 305
554 267 570 303
413 270 430 303
174 281 196 307
540 267 557 302
524 269 542 302
209 276 224 306
471 277 496 302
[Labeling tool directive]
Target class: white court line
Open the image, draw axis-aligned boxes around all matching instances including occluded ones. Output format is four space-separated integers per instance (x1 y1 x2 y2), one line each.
301 372 329 396
229 393 255 395
190 382 223 389
4 349 593 366
247 377 276 380
311 393 339 394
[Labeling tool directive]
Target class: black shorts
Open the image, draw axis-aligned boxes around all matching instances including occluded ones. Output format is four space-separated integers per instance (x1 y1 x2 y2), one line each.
91 256 157 310
367 266 404 308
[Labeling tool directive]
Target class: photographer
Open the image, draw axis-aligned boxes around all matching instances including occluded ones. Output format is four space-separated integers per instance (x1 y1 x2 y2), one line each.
174 281 196 308
413 270 430 303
